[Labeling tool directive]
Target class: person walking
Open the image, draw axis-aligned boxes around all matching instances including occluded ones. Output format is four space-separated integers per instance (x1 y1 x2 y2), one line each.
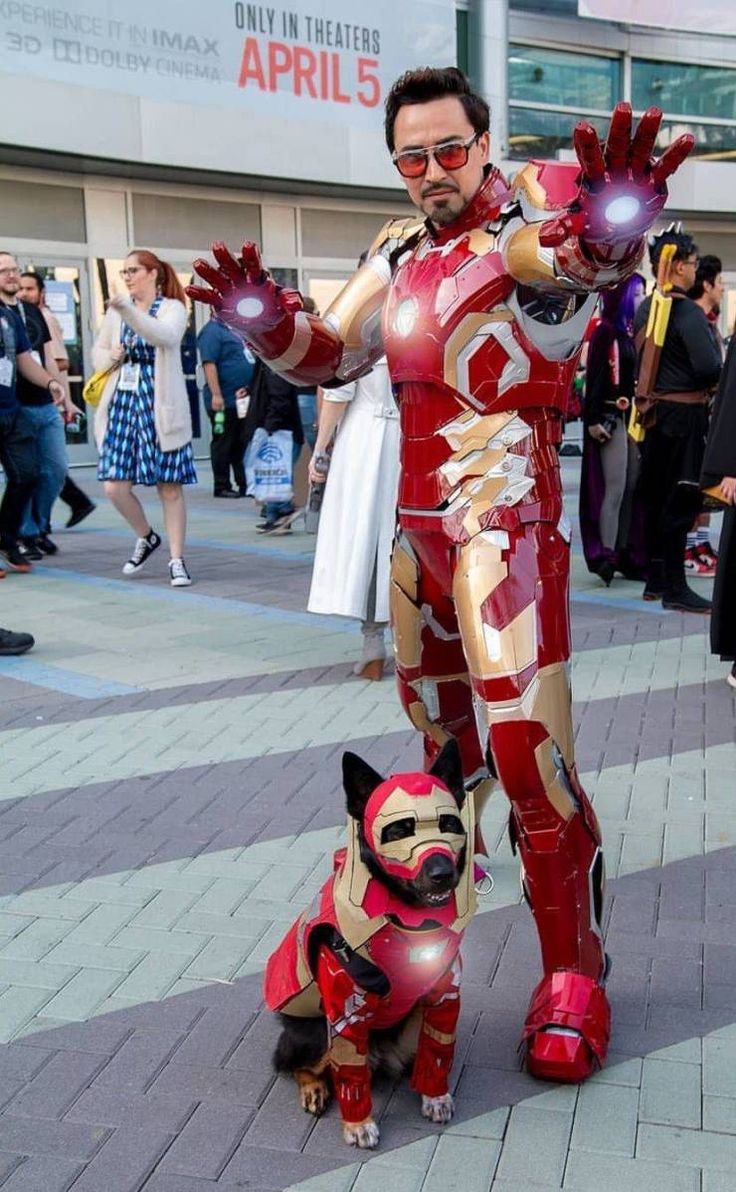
246 358 304 535
93 249 196 587
701 335 736 688
18 271 96 532
307 357 400 679
1 278 66 574
197 311 255 497
580 274 646 585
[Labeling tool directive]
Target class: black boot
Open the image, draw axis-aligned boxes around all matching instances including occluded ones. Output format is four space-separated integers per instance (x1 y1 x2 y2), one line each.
661 569 712 614
643 559 666 602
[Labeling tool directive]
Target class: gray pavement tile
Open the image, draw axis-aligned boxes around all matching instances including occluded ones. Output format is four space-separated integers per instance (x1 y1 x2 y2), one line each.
0 1154 83 1192
60 1122 178 1192
158 1101 253 1180
220 1143 347 1190
5 1050 106 1120
0 1115 109 1161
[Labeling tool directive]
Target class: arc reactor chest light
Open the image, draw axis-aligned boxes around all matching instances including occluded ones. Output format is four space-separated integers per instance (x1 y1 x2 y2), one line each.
393 297 419 338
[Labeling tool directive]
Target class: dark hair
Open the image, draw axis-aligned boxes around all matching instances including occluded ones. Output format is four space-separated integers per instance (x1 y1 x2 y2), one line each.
127 249 186 303
648 229 698 272
600 273 645 333
689 254 722 301
20 271 43 292
384 67 489 152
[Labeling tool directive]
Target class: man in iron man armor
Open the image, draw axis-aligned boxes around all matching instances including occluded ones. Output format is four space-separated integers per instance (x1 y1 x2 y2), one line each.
189 68 692 1084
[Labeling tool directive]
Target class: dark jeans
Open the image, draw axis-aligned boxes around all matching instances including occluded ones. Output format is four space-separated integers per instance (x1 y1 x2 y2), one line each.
0 407 39 548
59 473 93 517
640 423 704 584
208 407 249 493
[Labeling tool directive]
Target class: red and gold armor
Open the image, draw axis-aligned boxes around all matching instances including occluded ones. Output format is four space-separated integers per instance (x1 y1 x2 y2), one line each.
191 104 692 1083
264 768 475 1124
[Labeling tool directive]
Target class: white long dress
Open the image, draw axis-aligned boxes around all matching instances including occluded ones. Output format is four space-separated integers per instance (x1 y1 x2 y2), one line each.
307 359 400 622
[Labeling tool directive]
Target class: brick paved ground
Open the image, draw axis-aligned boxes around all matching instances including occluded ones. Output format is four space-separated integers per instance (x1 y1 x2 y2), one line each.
0 459 734 1191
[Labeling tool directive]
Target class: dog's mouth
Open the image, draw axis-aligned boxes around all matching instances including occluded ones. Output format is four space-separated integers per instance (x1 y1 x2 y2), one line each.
423 889 453 908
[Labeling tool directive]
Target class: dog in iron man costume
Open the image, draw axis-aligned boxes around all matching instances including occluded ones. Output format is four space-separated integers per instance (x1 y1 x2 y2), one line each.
264 740 475 1149
189 73 693 1085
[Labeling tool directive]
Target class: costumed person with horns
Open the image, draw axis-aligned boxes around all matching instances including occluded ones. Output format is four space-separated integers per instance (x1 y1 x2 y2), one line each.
189 69 692 1083
632 226 722 612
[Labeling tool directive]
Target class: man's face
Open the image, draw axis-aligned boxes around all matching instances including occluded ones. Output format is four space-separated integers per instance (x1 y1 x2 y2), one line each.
392 96 489 227
18 276 42 306
705 273 724 315
674 252 698 291
0 254 21 299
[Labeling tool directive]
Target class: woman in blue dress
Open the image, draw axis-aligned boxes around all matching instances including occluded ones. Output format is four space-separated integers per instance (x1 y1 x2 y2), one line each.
93 249 196 587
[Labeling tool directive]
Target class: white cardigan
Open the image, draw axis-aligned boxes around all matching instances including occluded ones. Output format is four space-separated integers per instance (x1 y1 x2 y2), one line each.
92 297 192 453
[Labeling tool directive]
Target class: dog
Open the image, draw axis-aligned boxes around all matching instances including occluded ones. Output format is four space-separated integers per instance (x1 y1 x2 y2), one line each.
263 738 476 1149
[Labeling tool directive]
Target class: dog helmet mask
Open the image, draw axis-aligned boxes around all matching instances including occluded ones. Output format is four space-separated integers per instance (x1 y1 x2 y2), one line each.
336 738 476 931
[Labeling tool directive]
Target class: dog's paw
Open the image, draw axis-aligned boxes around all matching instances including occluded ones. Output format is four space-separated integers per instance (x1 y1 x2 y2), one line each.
421 1093 454 1123
343 1118 380 1149
298 1078 330 1116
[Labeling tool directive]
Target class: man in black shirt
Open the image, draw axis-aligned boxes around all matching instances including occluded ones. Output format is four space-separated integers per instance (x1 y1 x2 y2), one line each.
0 283 66 572
634 230 722 612
0 253 75 558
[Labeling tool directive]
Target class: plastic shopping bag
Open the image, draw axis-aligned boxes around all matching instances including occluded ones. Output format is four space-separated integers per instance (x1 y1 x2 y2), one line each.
250 428 294 504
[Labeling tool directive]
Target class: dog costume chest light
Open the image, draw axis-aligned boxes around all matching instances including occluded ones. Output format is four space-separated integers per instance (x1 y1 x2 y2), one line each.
263 771 475 1020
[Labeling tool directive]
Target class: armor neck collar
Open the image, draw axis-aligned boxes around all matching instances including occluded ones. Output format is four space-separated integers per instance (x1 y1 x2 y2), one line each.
426 165 509 244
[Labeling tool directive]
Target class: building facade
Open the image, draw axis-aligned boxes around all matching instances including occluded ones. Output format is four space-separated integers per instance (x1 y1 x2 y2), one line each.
1 0 734 461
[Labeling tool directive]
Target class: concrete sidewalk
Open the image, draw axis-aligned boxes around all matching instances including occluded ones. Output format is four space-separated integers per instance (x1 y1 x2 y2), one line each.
0 462 733 1192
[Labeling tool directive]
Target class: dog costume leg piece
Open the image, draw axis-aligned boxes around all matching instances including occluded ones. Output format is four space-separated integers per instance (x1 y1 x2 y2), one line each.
411 959 461 1117
315 944 379 1146
453 522 609 1081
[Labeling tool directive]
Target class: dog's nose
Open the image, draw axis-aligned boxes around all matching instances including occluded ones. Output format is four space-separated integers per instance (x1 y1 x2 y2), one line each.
424 854 454 885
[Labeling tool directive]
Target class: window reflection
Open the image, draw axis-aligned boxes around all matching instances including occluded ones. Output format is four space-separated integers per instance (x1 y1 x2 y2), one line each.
633 60 736 123
508 107 609 161
509 44 619 110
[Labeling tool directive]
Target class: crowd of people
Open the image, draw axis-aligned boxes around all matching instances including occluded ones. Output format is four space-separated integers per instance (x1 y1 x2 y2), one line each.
2 229 735 689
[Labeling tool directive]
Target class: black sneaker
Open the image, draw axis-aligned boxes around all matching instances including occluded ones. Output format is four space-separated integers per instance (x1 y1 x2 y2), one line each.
0 544 32 573
0 627 34 655
661 585 712 614
213 489 240 499
35 534 58 556
19 538 43 562
122 530 161 576
66 503 96 529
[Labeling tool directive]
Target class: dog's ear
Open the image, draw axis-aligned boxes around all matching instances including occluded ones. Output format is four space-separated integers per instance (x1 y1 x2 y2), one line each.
429 738 466 808
342 752 384 820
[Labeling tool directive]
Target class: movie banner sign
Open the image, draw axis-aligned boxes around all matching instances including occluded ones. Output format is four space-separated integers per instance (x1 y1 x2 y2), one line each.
0 0 456 128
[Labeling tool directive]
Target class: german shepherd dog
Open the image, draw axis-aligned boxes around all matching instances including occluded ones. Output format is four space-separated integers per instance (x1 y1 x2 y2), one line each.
263 739 475 1148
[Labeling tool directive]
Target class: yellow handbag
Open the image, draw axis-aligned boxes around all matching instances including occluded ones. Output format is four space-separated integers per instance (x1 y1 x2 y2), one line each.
82 363 118 408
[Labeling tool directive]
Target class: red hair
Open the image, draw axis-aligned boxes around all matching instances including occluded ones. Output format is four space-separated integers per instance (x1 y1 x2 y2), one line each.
127 249 186 303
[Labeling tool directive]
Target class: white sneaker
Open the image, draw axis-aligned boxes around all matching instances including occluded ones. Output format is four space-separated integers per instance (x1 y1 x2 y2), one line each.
122 531 161 575
727 664 736 691
169 558 192 587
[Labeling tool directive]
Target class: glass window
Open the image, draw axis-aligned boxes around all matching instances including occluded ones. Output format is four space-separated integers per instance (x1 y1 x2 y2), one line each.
456 9 469 78
632 59 736 122
509 44 618 111
508 107 609 161
655 120 736 161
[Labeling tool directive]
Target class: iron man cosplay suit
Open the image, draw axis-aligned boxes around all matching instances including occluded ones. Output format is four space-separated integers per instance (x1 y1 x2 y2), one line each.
265 768 475 1124
190 104 692 1082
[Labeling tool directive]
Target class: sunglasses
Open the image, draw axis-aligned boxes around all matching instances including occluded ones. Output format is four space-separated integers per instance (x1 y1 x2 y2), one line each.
392 132 480 179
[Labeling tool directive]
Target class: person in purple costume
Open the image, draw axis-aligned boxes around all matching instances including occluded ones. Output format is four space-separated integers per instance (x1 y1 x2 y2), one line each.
580 273 647 585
